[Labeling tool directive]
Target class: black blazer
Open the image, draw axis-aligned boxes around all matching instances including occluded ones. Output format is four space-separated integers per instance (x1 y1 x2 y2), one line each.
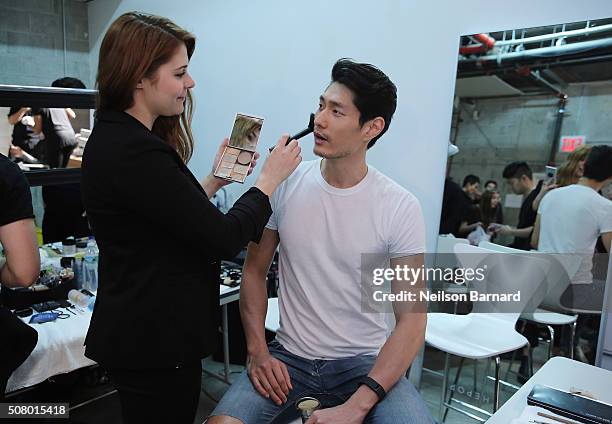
81 110 271 369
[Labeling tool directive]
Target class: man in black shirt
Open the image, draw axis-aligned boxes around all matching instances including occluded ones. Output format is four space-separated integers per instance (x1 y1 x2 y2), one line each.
494 161 543 382
0 154 40 400
496 161 542 250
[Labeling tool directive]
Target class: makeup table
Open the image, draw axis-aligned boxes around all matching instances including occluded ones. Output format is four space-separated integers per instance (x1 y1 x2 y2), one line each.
486 356 612 423
5 284 242 395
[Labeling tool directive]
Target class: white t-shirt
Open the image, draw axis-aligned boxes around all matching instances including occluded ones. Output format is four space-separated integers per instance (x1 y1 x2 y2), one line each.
267 159 426 360
538 184 612 284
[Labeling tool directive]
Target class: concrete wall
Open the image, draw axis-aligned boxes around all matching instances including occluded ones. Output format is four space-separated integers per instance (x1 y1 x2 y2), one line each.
0 0 90 87
450 81 612 188
449 81 612 227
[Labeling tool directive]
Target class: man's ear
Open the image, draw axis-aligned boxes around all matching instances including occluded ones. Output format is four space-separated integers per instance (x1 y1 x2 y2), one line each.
363 117 385 143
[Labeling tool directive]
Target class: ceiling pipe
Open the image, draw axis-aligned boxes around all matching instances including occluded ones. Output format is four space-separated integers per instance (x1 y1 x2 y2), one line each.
459 33 496 55
460 37 612 64
493 22 612 47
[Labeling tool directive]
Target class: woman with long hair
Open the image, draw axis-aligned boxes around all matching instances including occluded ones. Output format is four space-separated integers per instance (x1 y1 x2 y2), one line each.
81 12 301 423
557 145 592 187
480 190 503 239
533 145 593 211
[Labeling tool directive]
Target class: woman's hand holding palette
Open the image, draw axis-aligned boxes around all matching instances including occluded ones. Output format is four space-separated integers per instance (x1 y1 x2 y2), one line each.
213 113 264 183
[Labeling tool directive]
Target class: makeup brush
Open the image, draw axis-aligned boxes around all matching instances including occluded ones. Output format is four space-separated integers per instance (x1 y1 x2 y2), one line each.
268 113 315 152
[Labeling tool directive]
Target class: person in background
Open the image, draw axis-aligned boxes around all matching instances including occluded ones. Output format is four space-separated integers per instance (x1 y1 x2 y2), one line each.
532 145 593 212
494 161 542 250
32 77 85 169
480 190 503 239
532 145 612 363
81 12 300 424
32 77 90 243
462 174 481 203
6 106 44 163
484 179 497 191
0 153 40 400
557 145 592 187
439 176 471 237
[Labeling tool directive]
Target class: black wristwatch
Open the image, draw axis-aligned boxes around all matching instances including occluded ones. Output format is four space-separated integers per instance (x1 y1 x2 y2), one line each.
357 376 387 401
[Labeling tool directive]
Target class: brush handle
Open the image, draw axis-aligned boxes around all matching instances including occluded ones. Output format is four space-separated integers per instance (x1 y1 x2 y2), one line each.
268 128 313 152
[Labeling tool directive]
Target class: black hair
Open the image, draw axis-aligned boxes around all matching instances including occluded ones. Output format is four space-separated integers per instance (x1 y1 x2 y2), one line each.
502 161 532 180
51 77 86 89
485 179 497 188
583 145 612 182
462 174 480 187
330 58 397 149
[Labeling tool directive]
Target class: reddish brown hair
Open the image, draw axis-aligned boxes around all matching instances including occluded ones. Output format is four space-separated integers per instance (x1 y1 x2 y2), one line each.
97 12 196 163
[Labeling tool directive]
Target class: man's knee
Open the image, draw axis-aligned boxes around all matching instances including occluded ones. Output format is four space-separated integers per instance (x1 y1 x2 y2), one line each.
206 415 244 424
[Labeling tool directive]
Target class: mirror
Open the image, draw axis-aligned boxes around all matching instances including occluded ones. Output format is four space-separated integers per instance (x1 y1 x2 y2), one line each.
435 17 612 374
214 113 264 183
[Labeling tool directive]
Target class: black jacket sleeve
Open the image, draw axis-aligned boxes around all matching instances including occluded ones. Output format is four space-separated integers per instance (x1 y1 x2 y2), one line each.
114 138 272 259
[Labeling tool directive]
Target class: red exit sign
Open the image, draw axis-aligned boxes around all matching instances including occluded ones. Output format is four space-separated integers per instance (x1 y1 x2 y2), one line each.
560 136 585 152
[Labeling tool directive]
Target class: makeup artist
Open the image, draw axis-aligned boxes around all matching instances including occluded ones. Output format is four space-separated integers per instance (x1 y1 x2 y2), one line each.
80 12 301 424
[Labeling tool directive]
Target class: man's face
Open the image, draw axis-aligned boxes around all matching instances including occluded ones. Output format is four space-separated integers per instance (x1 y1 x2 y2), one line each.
465 182 479 195
485 182 497 191
312 82 370 159
507 177 527 195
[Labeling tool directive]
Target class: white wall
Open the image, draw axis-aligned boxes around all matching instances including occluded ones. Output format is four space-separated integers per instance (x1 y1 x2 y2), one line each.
87 0 612 253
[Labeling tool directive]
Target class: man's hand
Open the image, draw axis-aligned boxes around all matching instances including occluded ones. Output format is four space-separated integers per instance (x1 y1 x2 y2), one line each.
306 403 367 424
246 350 292 405
9 145 23 158
495 224 512 236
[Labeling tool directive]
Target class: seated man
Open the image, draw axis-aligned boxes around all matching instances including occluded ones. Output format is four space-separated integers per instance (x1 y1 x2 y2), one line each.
209 59 434 423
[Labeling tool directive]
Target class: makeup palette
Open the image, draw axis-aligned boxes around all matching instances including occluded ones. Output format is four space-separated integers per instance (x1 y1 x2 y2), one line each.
214 113 264 183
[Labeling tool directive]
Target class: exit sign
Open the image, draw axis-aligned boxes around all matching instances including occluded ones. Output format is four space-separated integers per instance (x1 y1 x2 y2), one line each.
560 135 585 152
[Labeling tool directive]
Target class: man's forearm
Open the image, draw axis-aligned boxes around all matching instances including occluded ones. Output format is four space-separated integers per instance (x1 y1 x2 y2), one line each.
347 314 427 412
510 226 533 238
8 107 28 125
240 269 270 355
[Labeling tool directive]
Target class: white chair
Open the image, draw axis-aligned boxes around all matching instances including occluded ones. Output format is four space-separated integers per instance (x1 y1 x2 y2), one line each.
434 236 471 306
436 235 470 269
479 241 581 359
425 244 551 421
265 297 280 332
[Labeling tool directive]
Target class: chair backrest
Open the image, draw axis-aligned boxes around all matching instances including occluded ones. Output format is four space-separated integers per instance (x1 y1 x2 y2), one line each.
479 241 582 312
436 235 470 269
454 243 551 327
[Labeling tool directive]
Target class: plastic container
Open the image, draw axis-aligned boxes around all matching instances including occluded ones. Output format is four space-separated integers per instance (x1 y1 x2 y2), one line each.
62 237 76 256
68 289 96 311
82 241 98 292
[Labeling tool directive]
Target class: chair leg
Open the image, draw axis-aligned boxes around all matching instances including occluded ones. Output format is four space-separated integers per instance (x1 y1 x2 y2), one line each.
527 341 534 377
569 321 577 360
439 352 450 420
504 349 517 381
546 325 555 360
493 356 501 412
473 358 478 394
442 357 465 423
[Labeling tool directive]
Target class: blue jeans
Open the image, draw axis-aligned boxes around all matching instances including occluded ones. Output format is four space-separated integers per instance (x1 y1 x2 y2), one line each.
210 340 435 423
